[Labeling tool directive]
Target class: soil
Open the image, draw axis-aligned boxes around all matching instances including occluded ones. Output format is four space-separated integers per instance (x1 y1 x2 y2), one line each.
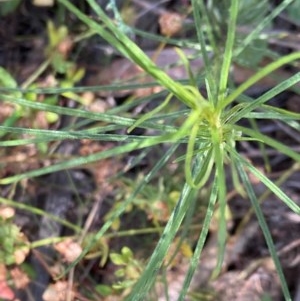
0 1 299 301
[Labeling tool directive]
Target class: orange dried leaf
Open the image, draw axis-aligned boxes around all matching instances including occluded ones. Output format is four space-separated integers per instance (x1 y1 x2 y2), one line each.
54 238 82 263
0 206 15 219
159 12 183 37
0 265 15 301
10 267 30 289
0 280 15 300
43 281 73 301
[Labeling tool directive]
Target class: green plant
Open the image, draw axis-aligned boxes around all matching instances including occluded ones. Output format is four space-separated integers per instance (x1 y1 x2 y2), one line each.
0 0 299 300
0 20 86 152
0 216 29 265
110 246 144 295
0 0 21 16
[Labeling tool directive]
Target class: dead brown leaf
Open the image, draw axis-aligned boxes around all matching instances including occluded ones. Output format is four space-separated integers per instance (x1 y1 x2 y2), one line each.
10 267 30 289
43 281 74 301
54 238 82 263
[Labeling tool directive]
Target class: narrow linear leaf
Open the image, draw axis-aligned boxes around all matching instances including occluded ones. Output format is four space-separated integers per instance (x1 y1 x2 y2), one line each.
0 136 173 185
222 52 300 108
178 174 218 300
229 148 300 214
61 144 179 278
218 0 239 102
230 72 300 123
234 154 292 301
234 125 300 163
